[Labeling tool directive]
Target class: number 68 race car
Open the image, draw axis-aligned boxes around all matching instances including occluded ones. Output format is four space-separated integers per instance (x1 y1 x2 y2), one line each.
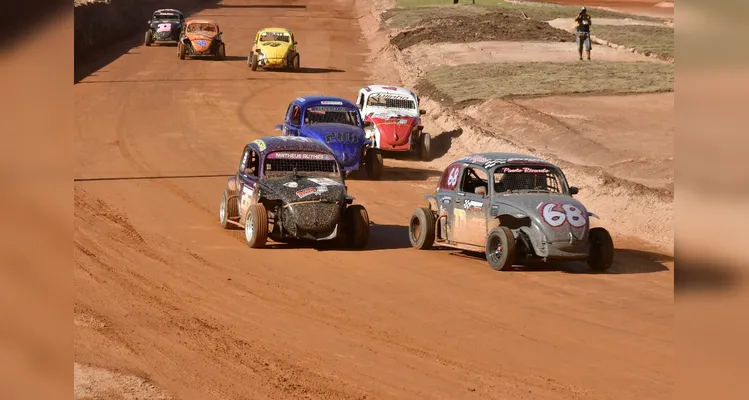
408 152 615 271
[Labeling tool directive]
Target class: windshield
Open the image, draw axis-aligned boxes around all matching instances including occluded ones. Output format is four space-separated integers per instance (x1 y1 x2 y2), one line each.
264 151 341 180
304 106 361 126
259 32 290 42
187 23 216 33
366 93 416 109
154 13 180 21
493 165 567 194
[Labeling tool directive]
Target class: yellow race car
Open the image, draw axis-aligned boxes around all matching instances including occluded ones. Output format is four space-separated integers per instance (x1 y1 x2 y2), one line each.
248 27 300 72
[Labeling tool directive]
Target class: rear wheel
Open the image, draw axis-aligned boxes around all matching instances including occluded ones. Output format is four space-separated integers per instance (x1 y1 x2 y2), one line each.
144 31 152 46
244 203 269 248
409 207 436 250
587 227 614 271
292 53 300 72
250 53 258 71
365 149 383 180
219 189 240 229
343 205 370 249
485 226 516 271
418 132 432 161
178 42 186 59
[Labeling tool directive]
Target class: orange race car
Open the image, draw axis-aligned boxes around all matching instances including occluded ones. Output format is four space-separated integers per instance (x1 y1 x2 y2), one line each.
177 19 226 60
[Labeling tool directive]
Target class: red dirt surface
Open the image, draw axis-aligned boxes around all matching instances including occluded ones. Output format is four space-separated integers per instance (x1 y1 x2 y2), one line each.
74 0 673 399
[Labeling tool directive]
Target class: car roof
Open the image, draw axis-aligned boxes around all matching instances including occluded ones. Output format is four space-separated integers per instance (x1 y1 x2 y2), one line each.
248 136 336 155
293 95 357 108
185 19 218 25
361 85 417 99
258 27 292 34
455 152 557 168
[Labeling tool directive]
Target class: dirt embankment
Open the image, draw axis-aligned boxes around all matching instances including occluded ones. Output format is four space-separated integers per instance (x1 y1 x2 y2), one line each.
74 0 216 60
391 12 575 50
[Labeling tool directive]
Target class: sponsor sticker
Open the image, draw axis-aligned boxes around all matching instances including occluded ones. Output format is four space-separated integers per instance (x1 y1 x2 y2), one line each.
296 185 328 199
500 167 550 174
320 100 344 105
252 139 266 152
267 152 334 160
463 200 483 211
307 177 342 186
283 182 299 188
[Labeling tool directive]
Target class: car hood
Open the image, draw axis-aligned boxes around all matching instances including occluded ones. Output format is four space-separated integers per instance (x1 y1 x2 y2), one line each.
300 123 365 167
366 114 419 146
257 41 292 58
152 20 182 27
493 192 590 240
261 175 345 204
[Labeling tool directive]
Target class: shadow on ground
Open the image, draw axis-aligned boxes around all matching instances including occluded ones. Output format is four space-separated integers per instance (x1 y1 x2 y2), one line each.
447 248 673 275
347 165 442 182
381 128 464 162
264 223 411 252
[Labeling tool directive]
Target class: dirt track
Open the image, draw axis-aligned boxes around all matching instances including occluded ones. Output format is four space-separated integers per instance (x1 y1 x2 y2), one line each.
74 0 673 399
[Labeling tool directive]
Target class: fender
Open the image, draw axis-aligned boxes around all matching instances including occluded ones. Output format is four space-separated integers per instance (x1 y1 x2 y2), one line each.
227 176 238 191
424 194 438 212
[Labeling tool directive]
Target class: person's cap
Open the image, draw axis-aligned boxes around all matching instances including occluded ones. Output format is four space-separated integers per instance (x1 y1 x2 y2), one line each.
581 6 586 11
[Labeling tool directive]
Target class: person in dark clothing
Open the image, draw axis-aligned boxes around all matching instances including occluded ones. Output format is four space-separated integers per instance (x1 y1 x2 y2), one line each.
575 7 593 60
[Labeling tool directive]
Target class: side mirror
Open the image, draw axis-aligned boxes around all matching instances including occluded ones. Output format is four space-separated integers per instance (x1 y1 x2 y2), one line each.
419 109 427 115
274 124 283 131
219 31 223 35
569 186 579 195
147 20 152 25
363 120 372 128
293 41 298 45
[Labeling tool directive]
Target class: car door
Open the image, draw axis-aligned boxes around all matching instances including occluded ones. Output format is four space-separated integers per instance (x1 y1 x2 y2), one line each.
435 163 461 242
237 146 259 217
451 165 491 247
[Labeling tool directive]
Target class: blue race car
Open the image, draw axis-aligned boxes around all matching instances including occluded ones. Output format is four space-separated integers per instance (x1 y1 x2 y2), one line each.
275 96 383 180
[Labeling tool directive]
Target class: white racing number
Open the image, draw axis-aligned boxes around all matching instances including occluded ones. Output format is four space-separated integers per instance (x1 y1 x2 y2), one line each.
157 23 172 33
446 166 460 188
540 203 587 228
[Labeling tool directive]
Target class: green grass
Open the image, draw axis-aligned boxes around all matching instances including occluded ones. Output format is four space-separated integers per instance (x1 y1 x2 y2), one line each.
385 0 663 28
593 25 674 60
422 61 674 103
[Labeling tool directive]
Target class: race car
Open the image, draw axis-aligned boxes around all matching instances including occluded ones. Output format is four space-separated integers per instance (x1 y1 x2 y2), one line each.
177 19 226 60
144 9 184 46
218 136 370 249
274 96 383 180
408 152 615 271
248 27 300 71
354 85 431 161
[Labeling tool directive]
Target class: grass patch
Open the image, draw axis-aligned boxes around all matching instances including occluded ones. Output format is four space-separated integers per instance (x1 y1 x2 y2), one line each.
385 0 662 29
593 25 674 60
421 61 674 103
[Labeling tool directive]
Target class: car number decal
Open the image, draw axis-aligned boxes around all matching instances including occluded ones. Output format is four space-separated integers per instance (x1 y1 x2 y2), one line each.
325 132 358 143
196 40 208 47
445 165 460 189
157 23 172 32
539 202 587 228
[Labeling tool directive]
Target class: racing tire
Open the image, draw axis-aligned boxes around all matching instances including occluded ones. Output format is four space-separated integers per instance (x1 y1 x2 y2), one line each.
343 205 370 249
587 227 615 271
365 149 383 180
217 43 226 60
419 132 432 162
144 31 152 47
485 226 516 271
178 42 186 60
244 203 269 248
292 53 300 72
250 53 258 71
219 189 240 230
408 207 436 250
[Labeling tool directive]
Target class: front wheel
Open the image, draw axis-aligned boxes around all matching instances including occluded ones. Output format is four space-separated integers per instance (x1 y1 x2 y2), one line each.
217 43 226 60
178 42 186 59
409 207 436 250
485 226 516 271
365 148 383 180
292 53 300 72
244 203 269 248
219 189 240 229
250 53 258 71
418 132 432 161
144 31 152 46
343 205 370 249
587 227 614 271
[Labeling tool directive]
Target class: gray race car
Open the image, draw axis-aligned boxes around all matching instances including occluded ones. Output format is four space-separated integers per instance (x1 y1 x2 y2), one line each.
408 152 614 271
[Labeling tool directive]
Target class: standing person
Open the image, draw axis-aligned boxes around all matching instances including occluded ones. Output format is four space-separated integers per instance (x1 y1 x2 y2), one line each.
575 7 593 60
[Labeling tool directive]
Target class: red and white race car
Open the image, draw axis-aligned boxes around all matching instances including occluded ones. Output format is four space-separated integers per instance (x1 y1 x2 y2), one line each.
354 85 431 161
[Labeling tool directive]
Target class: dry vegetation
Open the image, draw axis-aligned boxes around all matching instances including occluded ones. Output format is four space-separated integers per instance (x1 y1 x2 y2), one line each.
419 61 675 104
593 25 674 60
